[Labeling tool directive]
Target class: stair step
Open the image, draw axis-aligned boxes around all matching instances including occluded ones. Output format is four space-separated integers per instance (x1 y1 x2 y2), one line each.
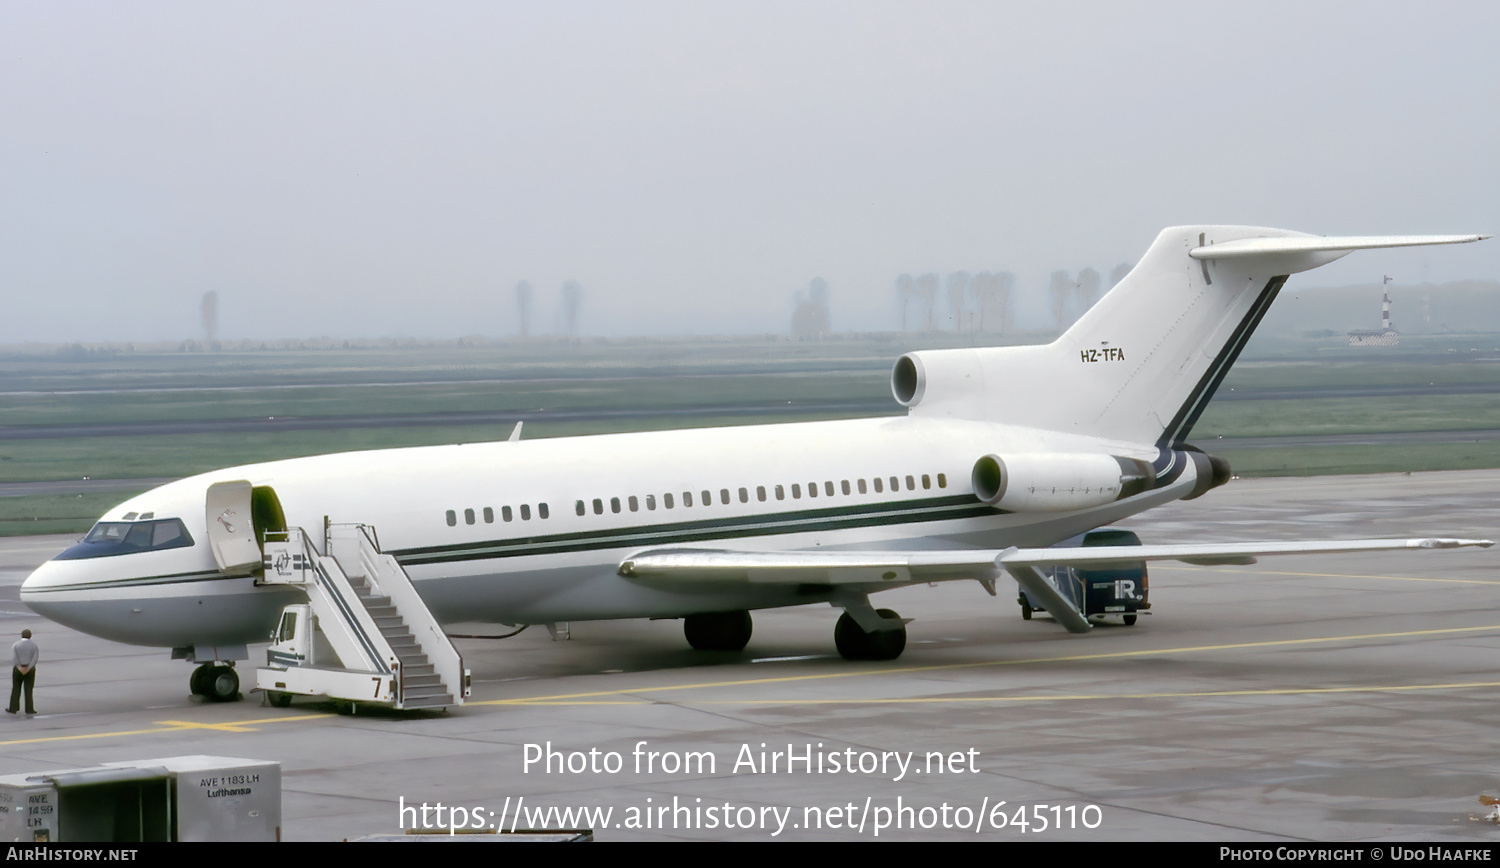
405 694 451 706
401 695 453 709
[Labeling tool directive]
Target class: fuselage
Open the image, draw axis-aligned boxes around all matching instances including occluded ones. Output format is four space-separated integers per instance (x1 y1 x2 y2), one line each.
23 223 1485 662
20 413 1196 652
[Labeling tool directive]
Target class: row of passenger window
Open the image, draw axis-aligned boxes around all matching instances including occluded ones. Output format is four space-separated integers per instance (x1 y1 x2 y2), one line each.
445 503 550 527
573 472 949 516
444 472 950 528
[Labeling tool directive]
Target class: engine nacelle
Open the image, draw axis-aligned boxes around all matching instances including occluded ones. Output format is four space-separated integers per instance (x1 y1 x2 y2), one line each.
1182 449 1233 500
891 354 927 407
891 350 986 409
971 453 1155 512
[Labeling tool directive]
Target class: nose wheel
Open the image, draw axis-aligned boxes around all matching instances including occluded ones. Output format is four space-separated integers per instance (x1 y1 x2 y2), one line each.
190 664 241 702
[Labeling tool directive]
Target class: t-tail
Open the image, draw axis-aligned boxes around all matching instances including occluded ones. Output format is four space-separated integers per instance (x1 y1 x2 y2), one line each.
893 225 1487 448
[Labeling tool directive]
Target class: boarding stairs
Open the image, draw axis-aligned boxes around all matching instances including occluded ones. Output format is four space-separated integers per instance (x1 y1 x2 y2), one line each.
257 523 469 710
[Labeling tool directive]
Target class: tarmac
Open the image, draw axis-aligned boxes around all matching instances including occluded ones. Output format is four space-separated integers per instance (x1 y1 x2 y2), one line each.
1 469 1499 841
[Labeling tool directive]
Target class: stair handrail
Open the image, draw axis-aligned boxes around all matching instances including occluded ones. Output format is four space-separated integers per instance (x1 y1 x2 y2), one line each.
342 524 467 704
291 526 394 674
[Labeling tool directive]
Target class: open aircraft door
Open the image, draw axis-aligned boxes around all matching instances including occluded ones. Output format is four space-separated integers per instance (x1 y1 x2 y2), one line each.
205 480 263 572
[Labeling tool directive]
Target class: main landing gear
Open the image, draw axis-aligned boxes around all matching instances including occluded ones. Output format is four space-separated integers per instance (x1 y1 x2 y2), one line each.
190 663 241 703
834 609 907 661
681 602 909 662
684 611 753 651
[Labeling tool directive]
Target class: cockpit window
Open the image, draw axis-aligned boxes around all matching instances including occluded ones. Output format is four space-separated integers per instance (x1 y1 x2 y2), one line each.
55 519 196 560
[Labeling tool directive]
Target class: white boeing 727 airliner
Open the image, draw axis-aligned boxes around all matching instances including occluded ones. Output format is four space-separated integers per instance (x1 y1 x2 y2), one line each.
20 225 1494 702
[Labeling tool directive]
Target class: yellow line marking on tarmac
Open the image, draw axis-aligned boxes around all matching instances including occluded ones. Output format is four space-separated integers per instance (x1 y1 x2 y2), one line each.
154 720 259 733
1157 565 1500 585
0 712 335 747
8 627 1500 742
477 623 1500 706
707 681 1500 705
0 726 199 747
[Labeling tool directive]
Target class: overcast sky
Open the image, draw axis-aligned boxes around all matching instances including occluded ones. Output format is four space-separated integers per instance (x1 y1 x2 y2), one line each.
3 1 1497 343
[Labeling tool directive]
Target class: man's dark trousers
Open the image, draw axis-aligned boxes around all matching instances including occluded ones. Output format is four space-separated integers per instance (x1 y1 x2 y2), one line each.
8 666 34 714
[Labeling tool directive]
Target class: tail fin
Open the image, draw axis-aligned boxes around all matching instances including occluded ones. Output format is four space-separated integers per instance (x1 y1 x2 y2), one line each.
895 226 1486 446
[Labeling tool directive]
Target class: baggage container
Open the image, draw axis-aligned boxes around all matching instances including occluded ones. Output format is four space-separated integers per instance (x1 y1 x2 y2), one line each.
0 755 279 842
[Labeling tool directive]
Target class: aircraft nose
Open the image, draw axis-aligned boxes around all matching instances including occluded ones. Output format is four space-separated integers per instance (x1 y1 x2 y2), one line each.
20 559 54 600
20 558 69 616
18 556 118 636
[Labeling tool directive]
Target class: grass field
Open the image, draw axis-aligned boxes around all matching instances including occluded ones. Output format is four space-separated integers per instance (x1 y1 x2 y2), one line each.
1212 440 1500 477
5 330 1500 535
0 493 129 537
1191 393 1500 439
0 370 893 429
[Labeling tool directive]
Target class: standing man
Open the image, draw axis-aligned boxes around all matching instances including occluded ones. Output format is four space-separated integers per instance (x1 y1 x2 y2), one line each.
8 629 37 715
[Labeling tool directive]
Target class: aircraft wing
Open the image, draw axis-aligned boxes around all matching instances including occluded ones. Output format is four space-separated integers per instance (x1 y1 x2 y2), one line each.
620 538 1492 635
619 537 1494 586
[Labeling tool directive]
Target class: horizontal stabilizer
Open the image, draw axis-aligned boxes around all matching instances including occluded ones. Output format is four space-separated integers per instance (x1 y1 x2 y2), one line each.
1190 234 1487 261
619 538 1493 586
